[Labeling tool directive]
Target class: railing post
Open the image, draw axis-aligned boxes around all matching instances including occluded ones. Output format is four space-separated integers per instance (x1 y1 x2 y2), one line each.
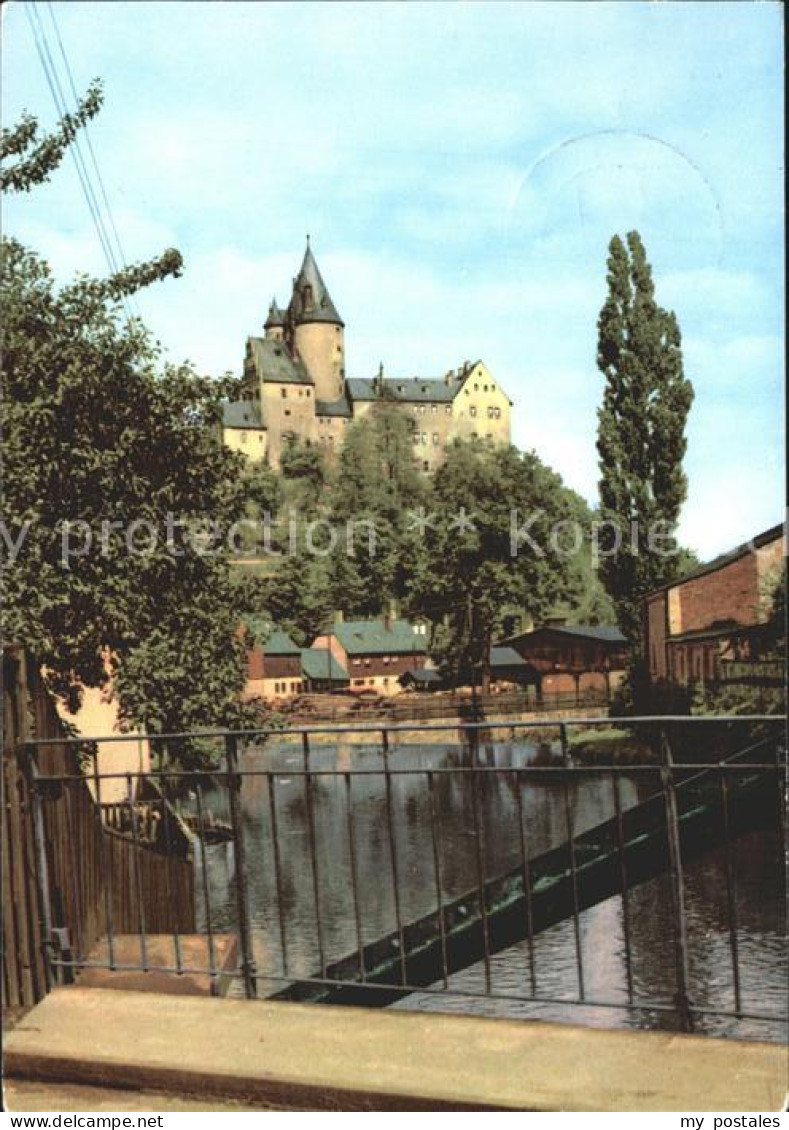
23 742 54 993
658 725 694 1033
224 733 257 999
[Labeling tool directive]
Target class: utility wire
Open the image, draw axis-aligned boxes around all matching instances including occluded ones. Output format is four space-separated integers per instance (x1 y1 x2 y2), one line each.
45 1 140 319
25 2 136 322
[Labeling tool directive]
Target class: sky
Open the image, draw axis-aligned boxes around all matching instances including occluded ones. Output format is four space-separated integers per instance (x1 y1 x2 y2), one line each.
3 0 784 559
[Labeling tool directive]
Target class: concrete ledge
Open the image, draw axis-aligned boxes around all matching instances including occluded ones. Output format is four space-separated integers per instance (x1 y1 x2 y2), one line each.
4 988 786 1112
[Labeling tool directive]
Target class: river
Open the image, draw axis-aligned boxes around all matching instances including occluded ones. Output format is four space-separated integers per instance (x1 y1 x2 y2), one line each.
188 738 786 1043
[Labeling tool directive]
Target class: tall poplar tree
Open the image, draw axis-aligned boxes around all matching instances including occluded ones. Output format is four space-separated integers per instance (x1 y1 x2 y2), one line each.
596 231 694 654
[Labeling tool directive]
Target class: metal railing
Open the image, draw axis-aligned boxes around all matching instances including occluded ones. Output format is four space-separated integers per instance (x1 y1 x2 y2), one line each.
19 714 787 1038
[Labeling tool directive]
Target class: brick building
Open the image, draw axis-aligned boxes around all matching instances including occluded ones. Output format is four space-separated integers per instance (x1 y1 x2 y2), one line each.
643 524 785 687
221 241 512 470
243 627 303 700
500 623 627 699
312 618 428 696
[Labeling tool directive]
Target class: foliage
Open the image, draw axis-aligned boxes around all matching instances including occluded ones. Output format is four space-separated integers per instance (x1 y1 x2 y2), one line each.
596 231 694 654
408 439 583 689
1 88 259 747
279 438 328 513
1 79 103 193
326 405 425 618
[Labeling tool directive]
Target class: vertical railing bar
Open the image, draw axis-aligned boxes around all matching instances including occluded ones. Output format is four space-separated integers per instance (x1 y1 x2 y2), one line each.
344 772 366 982
91 747 116 970
513 769 537 996
559 723 585 1001
302 732 326 980
469 747 492 994
719 774 742 1016
266 771 290 979
382 729 408 987
62 778 85 968
126 773 148 972
193 782 219 994
426 769 449 989
159 771 182 975
611 771 634 1004
24 743 54 993
659 724 694 1033
225 734 257 999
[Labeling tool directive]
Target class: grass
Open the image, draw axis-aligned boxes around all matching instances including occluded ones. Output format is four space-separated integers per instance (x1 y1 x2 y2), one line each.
568 725 656 764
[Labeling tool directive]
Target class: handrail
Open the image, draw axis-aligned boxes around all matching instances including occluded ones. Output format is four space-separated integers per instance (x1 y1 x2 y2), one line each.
18 713 788 747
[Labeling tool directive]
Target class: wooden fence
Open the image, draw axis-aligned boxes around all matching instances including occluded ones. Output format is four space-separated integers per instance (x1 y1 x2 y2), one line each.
2 649 195 1015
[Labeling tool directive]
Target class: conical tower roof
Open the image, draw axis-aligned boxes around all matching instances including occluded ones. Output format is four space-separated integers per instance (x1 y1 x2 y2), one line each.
289 241 344 327
264 297 285 329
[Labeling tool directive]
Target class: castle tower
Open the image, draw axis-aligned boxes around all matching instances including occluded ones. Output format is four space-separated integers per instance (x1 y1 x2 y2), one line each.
287 240 345 402
264 298 285 341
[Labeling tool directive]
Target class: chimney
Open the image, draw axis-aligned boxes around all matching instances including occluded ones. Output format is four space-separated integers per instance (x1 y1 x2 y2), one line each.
383 612 392 632
333 609 344 625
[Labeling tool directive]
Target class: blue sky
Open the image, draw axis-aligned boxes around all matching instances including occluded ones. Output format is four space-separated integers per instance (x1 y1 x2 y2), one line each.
4 1 784 558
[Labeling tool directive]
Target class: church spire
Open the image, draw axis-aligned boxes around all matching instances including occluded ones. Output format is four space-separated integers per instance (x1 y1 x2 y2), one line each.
289 240 344 327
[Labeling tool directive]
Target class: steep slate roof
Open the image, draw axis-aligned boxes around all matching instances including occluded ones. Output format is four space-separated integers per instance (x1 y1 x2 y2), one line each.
264 298 284 329
301 648 349 681
248 336 313 386
332 619 427 656
316 395 352 418
289 244 344 327
346 377 456 404
222 399 263 428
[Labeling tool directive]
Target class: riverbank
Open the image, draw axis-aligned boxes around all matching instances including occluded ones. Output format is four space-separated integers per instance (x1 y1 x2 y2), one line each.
569 725 656 764
254 706 612 749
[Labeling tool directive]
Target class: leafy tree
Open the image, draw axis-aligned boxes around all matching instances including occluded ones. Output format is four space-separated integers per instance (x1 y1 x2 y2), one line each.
596 231 694 654
248 549 333 646
280 437 328 513
327 406 424 617
1 84 257 746
410 439 583 691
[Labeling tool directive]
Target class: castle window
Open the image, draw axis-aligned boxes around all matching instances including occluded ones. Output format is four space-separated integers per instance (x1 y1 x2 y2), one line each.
431 405 437 414
423 460 430 472
421 433 427 444
488 406 494 418
495 407 501 418
432 433 439 445
474 384 479 391
306 389 311 397
303 284 314 310
240 431 248 442
469 406 477 418
284 409 291 417
446 405 452 415
281 388 287 398
298 390 303 397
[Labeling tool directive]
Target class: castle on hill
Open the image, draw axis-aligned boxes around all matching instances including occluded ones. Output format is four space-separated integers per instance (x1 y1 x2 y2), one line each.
221 241 512 469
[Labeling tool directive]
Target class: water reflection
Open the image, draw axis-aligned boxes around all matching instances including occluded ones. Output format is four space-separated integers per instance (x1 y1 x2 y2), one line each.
187 738 786 1042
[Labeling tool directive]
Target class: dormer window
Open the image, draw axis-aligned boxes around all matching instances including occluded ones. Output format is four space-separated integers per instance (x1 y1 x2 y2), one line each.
303 284 314 310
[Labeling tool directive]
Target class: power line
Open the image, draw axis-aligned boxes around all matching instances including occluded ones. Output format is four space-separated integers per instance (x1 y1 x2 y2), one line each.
45 0 137 315
25 2 137 321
